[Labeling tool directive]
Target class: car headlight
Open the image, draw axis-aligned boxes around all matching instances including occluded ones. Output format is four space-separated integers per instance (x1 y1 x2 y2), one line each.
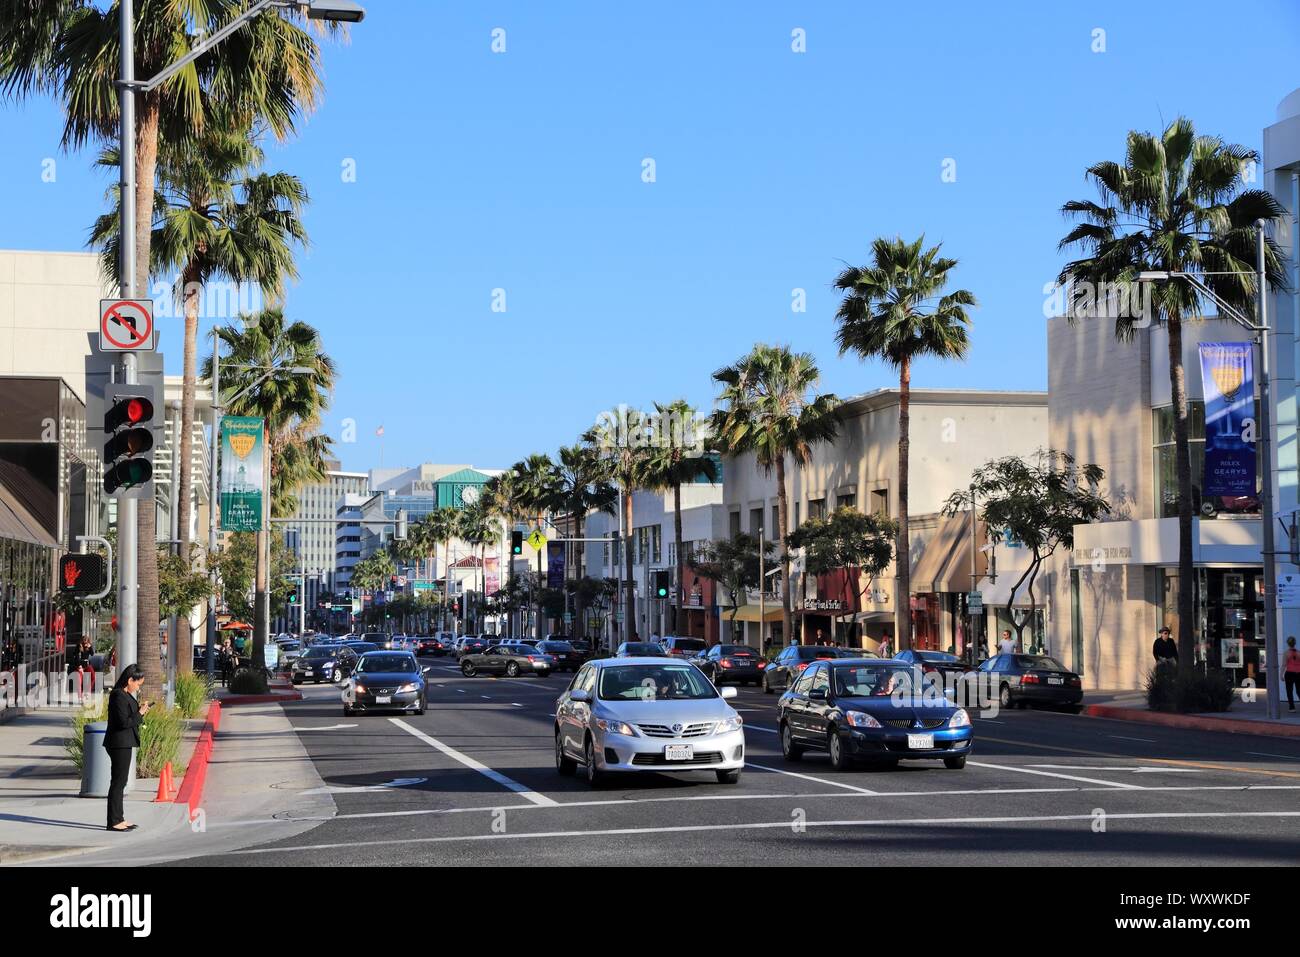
948 708 971 728
397 682 419 694
715 715 743 733
844 710 882 729
595 718 637 736
354 683 367 695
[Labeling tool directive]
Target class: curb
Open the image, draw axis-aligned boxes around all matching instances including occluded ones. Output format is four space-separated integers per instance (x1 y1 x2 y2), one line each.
1084 703 1300 739
174 701 221 818
218 691 303 706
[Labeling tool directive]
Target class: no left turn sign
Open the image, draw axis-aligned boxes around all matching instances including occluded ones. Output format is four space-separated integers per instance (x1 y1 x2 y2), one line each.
99 298 155 351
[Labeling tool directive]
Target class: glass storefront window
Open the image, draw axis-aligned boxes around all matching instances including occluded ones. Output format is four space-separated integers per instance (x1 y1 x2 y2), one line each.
1152 400 1260 519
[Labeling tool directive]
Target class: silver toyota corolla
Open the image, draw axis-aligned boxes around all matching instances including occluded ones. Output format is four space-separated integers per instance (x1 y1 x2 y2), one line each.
554 657 745 787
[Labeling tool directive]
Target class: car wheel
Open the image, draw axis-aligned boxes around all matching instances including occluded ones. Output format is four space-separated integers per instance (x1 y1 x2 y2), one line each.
555 731 577 776
944 756 967 770
342 705 352 717
291 676 302 685
762 675 773 695
462 661 477 677
313 677 320 685
415 697 426 716
584 737 606 788
999 683 1012 709
828 731 853 771
780 722 803 762
715 769 741 784
1064 704 1084 714
506 662 520 678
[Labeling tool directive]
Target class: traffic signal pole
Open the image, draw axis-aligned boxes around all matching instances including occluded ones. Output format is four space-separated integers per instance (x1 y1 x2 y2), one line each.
116 0 138 670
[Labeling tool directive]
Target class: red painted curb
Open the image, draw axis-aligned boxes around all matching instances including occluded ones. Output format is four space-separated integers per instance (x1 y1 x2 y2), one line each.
1084 703 1300 739
218 691 303 706
174 700 220 818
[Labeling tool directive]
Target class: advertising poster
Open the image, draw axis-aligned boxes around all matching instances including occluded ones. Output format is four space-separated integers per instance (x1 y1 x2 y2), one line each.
484 555 500 596
1198 342 1256 497
547 542 566 590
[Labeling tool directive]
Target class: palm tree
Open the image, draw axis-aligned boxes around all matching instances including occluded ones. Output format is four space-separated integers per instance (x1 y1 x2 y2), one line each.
1059 118 1285 670
2 0 332 685
553 442 617 640
512 454 562 638
482 469 530 637
201 308 335 668
834 236 975 651
644 401 717 635
455 502 497 633
711 346 840 645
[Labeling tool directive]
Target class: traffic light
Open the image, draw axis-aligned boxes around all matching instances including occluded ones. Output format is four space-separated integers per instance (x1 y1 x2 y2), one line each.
102 386 155 498
59 553 106 597
653 569 671 599
510 530 523 555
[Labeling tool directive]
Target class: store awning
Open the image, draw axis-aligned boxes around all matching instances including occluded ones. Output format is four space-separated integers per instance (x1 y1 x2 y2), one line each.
0 482 57 548
975 573 1036 609
911 512 985 594
722 605 785 623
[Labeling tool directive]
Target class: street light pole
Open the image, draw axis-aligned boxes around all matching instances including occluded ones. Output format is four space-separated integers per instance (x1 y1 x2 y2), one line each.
1255 222 1282 720
205 330 220 678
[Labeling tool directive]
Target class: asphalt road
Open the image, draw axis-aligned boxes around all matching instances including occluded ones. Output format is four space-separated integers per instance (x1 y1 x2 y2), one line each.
172 659 1300 866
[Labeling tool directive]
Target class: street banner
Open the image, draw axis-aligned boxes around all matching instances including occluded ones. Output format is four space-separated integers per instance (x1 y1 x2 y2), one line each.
219 416 265 531
484 555 500 596
1198 342 1256 497
547 542 566 590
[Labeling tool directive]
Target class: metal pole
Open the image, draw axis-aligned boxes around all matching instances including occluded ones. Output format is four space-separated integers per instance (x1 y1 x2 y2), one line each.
205 331 219 678
116 0 138 671
1258 221 1282 720
759 526 765 648
166 401 180 706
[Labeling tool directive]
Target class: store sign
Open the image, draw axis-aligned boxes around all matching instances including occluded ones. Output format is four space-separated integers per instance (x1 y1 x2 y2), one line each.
219 416 265 532
804 598 845 611
1198 342 1257 497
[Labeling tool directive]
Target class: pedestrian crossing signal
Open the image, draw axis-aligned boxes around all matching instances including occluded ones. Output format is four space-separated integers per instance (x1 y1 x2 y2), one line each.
59 553 106 597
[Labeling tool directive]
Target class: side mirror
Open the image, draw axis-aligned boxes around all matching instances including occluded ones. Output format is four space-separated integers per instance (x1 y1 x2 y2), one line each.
422 666 432 675
720 686 738 699
570 689 591 703
808 688 827 702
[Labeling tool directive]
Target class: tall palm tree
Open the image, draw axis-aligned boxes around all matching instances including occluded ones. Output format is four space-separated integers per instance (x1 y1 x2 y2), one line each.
513 454 562 638
89 124 309 672
455 501 497 633
2 0 332 685
644 401 717 635
711 346 840 645
201 307 335 668
482 469 530 637
553 442 617 640
1059 118 1285 669
834 236 975 651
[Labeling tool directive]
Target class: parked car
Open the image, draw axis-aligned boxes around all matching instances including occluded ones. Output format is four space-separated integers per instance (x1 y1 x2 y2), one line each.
342 651 431 716
293 645 358 684
456 636 490 658
536 639 583 672
694 643 767 686
554 657 745 787
659 636 707 659
974 653 1083 711
893 648 972 683
762 645 851 694
460 642 552 678
778 658 973 770
616 641 668 658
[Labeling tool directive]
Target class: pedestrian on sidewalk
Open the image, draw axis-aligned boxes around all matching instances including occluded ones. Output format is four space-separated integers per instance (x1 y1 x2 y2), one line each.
998 630 1017 655
1284 636 1300 713
1152 627 1178 669
105 664 151 832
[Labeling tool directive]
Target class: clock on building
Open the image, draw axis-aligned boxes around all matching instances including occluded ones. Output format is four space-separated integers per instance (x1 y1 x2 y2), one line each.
458 484 480 506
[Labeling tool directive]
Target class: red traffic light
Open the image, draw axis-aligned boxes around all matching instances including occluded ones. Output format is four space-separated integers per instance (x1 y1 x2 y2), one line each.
105 394 154 432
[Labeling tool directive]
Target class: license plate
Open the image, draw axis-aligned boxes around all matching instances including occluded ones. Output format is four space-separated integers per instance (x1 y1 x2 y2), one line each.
534 661 548 669
907 734 934 750
375 695 392 704
664 744 694 761
1048 677 1063 685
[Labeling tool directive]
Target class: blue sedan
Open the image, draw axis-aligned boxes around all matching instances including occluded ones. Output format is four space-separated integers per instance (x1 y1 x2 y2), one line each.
777 658 973 770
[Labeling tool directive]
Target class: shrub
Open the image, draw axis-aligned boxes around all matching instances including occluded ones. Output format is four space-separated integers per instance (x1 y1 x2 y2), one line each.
1146 665 1235 713
65 698 109 772
137 705 185 778
174 670 212 719
228 667 269 695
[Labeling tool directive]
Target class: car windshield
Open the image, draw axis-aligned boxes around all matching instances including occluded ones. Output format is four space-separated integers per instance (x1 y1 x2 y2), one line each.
1017 655 1068 672
302 647 334 660
597 664 717 701
832 665 919 697
356 655 417 673
570 641 591 651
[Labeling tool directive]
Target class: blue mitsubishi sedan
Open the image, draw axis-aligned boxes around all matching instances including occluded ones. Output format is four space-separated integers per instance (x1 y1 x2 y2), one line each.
777 658 973 770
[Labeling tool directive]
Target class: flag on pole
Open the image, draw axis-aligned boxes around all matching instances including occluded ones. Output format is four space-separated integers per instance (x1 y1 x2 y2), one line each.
375 425 385 437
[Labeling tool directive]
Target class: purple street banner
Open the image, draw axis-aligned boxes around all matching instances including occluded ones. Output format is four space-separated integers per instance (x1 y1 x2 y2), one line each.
547 542 566 590
1198 342 1256 497
484 555 499 596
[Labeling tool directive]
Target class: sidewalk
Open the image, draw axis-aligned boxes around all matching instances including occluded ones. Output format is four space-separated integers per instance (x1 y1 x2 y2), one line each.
1084 688 1300 738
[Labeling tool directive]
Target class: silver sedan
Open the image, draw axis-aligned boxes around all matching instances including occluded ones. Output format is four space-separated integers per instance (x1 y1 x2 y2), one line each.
554 657 745 787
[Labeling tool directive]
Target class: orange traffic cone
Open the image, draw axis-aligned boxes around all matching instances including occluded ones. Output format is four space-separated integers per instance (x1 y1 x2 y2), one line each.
153 762 173 802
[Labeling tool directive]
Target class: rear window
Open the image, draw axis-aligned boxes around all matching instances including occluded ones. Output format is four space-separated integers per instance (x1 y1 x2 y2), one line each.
797 646 840 660
668 638 706 652
719 645 756 656
915 651 960 663
540 641 573 652
1018 655 1067 672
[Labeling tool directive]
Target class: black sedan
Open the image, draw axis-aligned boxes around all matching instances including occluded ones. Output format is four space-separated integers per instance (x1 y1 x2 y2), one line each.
975 653 1083 711
762 645 853 694
536 639 583 672
343 651 431 716
292 645 356 684
694 644 768 686
778 658 973 770
893 648 972 684
460 642 552 678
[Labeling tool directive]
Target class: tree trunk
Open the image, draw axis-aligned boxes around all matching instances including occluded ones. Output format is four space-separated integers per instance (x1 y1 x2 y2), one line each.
624 492 635 639
673 480 684 636
1167 317 1196 672
175 261 199 674
775 457 792 646
134 93 163 702
895 356 913 651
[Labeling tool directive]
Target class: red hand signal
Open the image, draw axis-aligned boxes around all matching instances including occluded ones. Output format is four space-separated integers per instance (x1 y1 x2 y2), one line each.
63 560 83 588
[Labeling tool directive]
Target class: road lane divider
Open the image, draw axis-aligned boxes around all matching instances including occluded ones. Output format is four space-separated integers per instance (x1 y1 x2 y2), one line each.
389 718 558 807
967 760 1144 789
746 761 879 794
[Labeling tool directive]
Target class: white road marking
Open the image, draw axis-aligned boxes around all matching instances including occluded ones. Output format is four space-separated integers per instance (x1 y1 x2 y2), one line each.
1108 735 1157 743
229 809 1300 855
746 761 879 794
300 776 427 795
512 703 523 707
1027 764 1200 774
967 761 1145 789
389 718 558 807
1247 751 1299 760
289 724 358 732
745 725 779 734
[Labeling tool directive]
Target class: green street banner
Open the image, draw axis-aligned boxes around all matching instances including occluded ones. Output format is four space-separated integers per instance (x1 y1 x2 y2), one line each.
219 415 265 532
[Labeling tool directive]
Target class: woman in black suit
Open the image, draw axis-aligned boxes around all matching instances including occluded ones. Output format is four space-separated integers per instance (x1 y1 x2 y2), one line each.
105 664 151 832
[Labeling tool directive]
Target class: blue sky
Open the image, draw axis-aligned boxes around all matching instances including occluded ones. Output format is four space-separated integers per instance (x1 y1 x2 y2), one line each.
3 1 1298 473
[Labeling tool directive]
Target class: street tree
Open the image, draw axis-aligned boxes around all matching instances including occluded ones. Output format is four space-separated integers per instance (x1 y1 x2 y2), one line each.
688 533 776 641
786 507 897 623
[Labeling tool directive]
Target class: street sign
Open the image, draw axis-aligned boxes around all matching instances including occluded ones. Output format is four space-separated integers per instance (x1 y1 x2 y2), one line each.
563 612 573 624
526 528 547 551
98 299 156 352
1277 573 1300 608
967 591 983 614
